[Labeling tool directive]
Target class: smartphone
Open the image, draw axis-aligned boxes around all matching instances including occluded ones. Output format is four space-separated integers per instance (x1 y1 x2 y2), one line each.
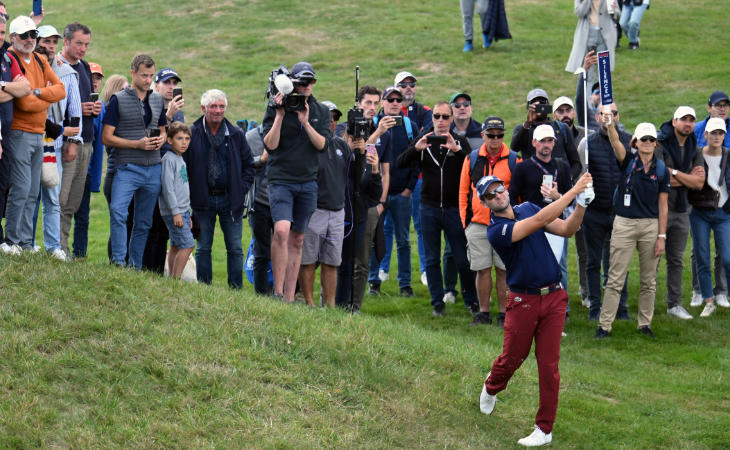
173 88 183 100
149 129 161 138
33 0 42 17
427 135 447 147
587 45 597 55
391 115 403 127
90 92 99 102
69 116 80 127
542 174 554 187
366 144 377 156
535 103 552 116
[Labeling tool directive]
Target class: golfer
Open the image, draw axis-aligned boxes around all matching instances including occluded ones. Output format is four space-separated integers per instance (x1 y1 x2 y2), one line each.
477 171 592 447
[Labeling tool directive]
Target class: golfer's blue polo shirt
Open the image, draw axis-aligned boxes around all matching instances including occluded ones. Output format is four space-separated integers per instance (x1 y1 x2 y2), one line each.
613 152 671 219
488 202 561 290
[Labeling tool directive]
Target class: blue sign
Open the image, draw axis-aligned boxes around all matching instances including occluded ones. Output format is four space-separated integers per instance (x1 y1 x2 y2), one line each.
597 50 613 105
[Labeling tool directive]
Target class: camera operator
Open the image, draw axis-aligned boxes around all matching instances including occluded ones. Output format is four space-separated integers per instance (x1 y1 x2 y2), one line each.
511 88 581 180
262 61 330 303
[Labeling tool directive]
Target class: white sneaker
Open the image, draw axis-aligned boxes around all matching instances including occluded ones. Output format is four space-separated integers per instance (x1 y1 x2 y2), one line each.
479 372 496 415
420 272 428 286
581 297 590 309
0 242 22 255
443 291 456 304
690 291 704 307
700 302 716 318
667 305 693 320
518 425 553 447
378 269 389 282
715 294 730 308
50 248 68 261
27 245 40 254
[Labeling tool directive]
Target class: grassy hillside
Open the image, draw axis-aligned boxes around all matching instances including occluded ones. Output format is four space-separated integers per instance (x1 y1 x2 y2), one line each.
2 0 730 447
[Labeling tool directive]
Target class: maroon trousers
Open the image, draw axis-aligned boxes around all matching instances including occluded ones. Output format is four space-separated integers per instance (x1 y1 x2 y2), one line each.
485 288 568 434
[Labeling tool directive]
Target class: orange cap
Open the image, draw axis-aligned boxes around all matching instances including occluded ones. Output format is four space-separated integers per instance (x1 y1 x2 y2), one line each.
89 62 103 77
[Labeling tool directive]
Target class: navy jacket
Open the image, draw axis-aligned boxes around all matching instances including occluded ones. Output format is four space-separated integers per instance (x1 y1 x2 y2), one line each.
375 111 418 195
586 128 632 212
184 116 255 218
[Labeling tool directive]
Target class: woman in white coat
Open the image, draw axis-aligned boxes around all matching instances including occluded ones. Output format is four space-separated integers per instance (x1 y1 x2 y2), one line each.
566 0 617 82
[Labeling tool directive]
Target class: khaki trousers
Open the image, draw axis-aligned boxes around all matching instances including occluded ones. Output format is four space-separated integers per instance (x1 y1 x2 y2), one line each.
599 216 659 332
59 141 93 254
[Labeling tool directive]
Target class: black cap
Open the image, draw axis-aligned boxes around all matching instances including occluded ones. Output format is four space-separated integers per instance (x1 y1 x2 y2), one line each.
291 61 315 80
482 116 505 132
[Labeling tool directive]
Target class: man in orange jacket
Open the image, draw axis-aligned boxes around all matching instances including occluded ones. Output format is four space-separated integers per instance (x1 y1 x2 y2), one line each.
459 116 520 326
0 16 64 254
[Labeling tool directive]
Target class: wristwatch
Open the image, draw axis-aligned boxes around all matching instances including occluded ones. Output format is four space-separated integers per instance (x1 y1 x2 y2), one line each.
657 234 667 239
672 169 678 176
1 81 6 91
33 88 41 97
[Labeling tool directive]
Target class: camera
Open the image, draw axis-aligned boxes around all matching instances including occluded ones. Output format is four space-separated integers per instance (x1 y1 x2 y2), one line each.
346 106 370 140
266 65 307 113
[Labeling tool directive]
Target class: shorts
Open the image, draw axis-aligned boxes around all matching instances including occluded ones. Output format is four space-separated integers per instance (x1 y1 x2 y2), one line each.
301 208 345 266
162 211 195 249
268 181 318 233
466 222 505 271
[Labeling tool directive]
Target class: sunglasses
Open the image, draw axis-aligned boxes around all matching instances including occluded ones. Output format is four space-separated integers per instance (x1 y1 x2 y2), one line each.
18 30 39 40
0 13 8 20
483 184 506 200
452 101 471 108
609 110 619 116
432 114 451 120
485 133 504 139
639 136 657 143
397 81 416 88
384 97 402 103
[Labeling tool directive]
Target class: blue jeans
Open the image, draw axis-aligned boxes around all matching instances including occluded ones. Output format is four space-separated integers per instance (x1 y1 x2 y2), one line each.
619 3 649 44
411 178 426 274
4 130 43 247
72 174 92 258
420 204 477 308
370 193 412 288
194 193 244 289
109 163 161 268
443 238 459 294
689 208 730 299
31 148 63 251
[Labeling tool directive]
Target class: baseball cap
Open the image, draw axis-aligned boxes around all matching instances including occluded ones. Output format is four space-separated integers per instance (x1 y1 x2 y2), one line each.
709 91 729 105
634 122 657 139
552 96 574 113
673 106 696 120
89 62 104 77
291 61 315 80
321 101 342 121
527 88 549 103
394 71 417 86
476 175 504 199
449 92 471 103
482 116 505 132
533 124 555 141
382 86 403 100
37 25 62 39
155 68 181 83
9 16 36 35
706 117 727 133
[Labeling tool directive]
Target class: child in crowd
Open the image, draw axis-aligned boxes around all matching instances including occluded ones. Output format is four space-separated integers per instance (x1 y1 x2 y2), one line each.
159 122 194 279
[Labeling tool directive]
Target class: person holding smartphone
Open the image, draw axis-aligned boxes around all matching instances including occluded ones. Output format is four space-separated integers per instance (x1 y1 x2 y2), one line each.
102 54 167 269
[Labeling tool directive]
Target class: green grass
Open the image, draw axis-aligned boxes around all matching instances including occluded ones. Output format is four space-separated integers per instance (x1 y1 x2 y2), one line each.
2 0 730 447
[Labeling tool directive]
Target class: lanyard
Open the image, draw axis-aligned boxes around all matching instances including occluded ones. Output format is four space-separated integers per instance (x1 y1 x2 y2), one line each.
530 156 558 181
625 156 648 192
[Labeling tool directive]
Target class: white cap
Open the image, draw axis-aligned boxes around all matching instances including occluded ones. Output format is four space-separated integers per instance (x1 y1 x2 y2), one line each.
673 106 696 120
533 124 556 141
552 96 574 113
394 71 417 86
634 122 658 139
37 25 62 39
706 117 727 133
9 16 36 35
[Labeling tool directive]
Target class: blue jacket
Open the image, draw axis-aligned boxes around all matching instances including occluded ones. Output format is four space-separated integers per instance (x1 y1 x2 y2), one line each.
375 111 418 195
184 116 255 218
87 102 106 192
695 115 730 148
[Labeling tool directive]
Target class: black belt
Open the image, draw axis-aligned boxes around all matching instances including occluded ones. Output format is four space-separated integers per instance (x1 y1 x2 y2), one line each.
209 188 227 196
510 282 563 296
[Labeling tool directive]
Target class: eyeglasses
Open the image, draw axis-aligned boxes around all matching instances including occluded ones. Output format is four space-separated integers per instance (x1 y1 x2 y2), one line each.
639 136 657 143
18 30 39 40
485 133 504 139
384 97 402 103
713 103 729 109
397 81 416 88
452 101 471 108
483 184 506 200
710 130 726 136
432 114 451 120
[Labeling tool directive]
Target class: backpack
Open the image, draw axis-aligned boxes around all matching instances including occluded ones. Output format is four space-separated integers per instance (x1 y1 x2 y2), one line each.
7 49 45 75
465 148 518 225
